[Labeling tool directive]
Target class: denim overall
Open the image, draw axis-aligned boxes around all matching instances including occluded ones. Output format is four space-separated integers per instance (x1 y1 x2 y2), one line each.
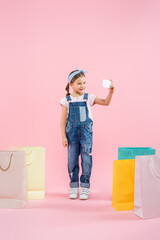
66 93 93 188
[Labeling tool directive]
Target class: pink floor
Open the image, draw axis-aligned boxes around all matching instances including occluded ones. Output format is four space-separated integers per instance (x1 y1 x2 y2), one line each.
0 191 160 240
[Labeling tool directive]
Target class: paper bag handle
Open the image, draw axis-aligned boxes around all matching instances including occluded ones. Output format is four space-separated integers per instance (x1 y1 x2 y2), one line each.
151 157 160 178
22 148 34 166
23 148 34 156
0 153 13 171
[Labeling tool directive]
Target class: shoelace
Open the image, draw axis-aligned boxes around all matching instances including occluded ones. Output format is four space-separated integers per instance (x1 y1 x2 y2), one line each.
68 188 78 194
80 188 92 195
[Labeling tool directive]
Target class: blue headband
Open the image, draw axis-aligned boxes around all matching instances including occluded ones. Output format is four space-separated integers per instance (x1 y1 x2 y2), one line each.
68 67 88 83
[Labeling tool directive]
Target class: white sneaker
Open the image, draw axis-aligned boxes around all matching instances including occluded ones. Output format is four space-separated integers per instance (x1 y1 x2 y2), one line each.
69 188 79 199
80 188 91 200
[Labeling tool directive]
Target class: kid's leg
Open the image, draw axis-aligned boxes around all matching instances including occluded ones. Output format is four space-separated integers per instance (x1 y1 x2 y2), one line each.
79 122 93 189
80 142 93 188
68 142 80 188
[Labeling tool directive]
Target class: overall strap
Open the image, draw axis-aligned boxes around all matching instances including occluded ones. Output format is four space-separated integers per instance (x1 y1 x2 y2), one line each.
66 95 71 102
83 93 88 100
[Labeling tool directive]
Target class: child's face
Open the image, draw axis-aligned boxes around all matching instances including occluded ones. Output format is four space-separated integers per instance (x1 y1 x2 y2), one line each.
70 76 86 95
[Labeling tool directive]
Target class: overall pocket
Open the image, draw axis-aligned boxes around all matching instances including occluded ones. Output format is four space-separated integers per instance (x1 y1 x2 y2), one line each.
66 122 72 134
69 107 79 122
84 121 93 133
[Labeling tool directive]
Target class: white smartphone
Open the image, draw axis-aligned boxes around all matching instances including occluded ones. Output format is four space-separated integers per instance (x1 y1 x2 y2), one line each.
103 79 112 88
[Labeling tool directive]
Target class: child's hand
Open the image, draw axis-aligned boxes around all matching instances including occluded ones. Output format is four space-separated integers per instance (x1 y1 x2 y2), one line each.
62 136 68 147
109 80 114 93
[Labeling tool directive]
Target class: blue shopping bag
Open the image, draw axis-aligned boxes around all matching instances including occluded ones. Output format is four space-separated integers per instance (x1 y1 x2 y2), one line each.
118 147 156 160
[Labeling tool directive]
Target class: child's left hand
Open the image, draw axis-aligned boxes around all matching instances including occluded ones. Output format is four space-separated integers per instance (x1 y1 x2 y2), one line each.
109 80 114 93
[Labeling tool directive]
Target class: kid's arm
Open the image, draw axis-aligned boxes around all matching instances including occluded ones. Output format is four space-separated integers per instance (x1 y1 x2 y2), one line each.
60 106 68 147
94 80 114 106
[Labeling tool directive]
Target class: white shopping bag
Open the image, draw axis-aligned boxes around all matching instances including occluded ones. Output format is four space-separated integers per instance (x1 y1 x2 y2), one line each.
0 151 27 208
134 155 160 219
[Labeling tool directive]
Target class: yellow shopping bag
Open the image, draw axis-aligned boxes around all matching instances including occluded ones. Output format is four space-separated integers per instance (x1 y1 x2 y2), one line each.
10 147 45 200
112 159 135 211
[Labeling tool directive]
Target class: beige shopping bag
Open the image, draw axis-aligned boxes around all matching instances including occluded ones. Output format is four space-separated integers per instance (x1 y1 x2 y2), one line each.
10 147 45 200
0 151 27 208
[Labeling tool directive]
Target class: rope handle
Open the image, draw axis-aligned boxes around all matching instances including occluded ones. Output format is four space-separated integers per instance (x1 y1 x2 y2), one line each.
23 148 34 156
26 159 33 167
22 148 34 166
0 153 13 171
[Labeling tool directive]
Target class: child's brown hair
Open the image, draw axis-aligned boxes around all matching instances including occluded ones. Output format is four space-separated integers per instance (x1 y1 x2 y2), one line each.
65 70 86 96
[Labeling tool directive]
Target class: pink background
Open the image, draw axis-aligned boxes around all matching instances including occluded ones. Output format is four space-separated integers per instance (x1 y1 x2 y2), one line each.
0 0 160 195
1 0 160 239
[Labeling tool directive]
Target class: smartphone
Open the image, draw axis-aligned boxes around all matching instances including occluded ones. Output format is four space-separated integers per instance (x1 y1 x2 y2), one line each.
103 79 111 88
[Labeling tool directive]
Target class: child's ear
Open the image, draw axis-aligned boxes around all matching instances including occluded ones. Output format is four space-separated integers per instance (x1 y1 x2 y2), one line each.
69 83 72 87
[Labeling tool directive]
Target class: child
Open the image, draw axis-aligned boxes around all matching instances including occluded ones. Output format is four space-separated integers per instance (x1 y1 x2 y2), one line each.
60 68 114 200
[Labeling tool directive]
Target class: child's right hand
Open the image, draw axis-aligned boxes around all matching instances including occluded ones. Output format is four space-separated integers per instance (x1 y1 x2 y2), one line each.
62 137 68 147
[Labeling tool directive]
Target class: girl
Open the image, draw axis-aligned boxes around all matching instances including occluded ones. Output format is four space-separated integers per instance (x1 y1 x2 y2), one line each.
60 68 114 200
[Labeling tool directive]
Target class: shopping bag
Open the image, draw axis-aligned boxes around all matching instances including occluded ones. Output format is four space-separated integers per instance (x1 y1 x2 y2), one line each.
10 147 45 200
118 147 156 160
134 155 160 219
0 151 27 208
112 159 135 211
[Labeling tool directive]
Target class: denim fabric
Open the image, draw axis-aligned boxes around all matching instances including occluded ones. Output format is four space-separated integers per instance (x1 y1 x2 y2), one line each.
66 94 93 188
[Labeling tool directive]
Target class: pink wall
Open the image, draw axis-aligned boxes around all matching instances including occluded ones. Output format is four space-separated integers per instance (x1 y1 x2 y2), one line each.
0 0 160 195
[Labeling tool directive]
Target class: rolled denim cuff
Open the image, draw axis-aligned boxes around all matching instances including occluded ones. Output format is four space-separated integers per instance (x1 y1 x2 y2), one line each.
70 182 79 188
80 182 90 188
